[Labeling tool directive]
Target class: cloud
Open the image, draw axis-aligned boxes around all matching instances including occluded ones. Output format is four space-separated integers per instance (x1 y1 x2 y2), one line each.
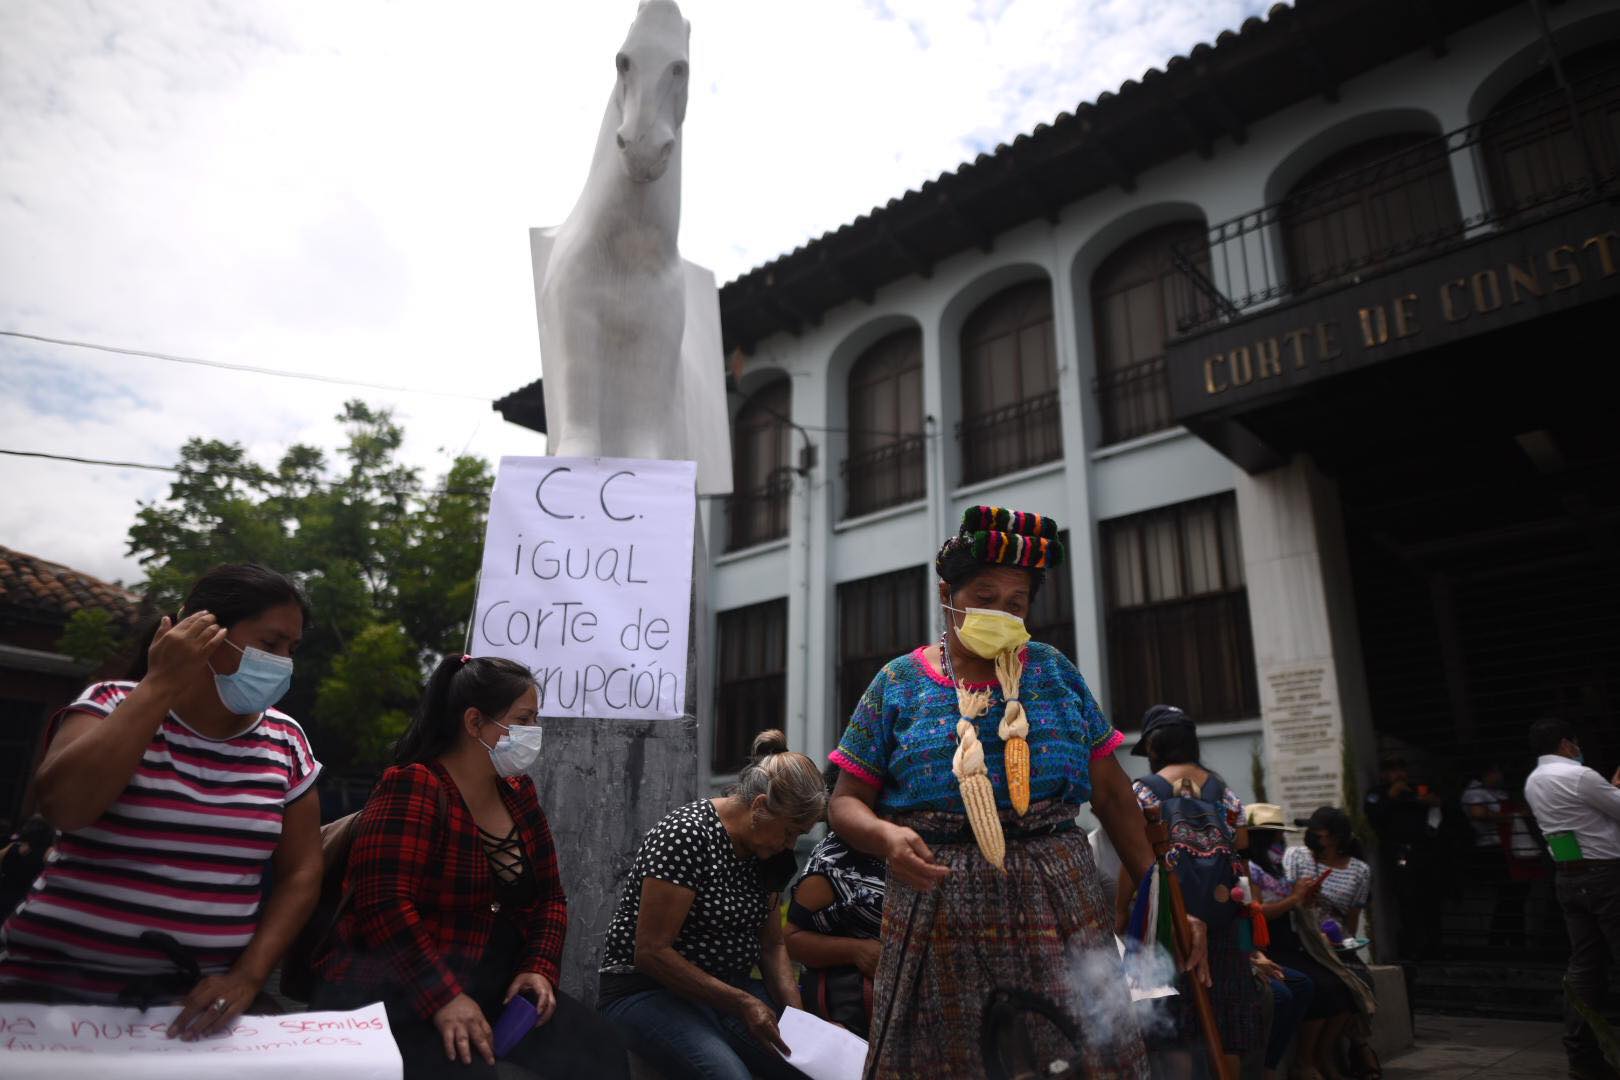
0 0 1268 585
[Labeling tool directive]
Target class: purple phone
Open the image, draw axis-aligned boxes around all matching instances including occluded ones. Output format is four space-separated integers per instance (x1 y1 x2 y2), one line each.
492 989 539 1058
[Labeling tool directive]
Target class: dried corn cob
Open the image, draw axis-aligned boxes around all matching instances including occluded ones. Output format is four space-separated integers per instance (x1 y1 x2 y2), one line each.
952 718 1006 871
995 649 1031 816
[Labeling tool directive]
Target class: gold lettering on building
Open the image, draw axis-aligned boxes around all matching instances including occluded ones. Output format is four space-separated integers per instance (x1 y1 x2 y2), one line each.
1230 345 1254 387
1441 278 1468 322
1283 328 1313 370
1204 354 1228 395
1506 260 1542 304
1358 305 1390 348
1255 337 1283 378
1317 321 1342 361
1583 232 1618 277
1548 245 1583 291
1393 292 1421 338
1471 269 1503 313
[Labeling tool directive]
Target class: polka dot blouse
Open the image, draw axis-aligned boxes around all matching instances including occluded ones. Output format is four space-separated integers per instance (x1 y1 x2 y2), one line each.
598 800 795 999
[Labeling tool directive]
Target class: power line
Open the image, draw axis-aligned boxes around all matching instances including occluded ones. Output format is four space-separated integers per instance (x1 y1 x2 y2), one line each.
0 447 489 499
0 329 496 403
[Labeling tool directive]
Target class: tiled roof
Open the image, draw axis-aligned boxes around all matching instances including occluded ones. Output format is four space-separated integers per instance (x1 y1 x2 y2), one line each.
715 0 1522 352
0 545 141 625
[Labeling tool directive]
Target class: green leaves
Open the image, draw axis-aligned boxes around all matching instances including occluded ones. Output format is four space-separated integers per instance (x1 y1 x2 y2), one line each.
57 608 123 666
125 400 491 774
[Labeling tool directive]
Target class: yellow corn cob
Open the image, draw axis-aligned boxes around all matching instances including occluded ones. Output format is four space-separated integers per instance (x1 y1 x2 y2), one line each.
952 718 1006 872
1004 734 1031 816
994 648 1031 816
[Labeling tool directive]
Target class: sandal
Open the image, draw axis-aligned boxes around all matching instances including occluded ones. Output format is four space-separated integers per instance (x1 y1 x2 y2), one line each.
1348 1040 1382 1079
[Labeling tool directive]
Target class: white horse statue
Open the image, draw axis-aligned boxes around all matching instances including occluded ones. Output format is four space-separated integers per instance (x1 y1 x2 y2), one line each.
533 0 731 493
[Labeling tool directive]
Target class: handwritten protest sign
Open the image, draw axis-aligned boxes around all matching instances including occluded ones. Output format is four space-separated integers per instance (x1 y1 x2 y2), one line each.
471 456 696 719
0 1002 401 1079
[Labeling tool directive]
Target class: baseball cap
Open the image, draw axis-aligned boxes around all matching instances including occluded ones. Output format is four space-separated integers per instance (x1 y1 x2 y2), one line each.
1128 704 1192 756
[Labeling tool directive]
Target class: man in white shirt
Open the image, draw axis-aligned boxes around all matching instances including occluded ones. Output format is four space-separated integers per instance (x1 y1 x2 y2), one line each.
1523 717 1620 1079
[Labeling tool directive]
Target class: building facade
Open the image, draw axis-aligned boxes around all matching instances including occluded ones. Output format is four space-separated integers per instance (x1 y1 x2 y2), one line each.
704 0 1620 982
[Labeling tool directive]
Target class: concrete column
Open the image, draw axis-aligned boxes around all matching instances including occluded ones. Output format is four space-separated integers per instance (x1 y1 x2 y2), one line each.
920 312 951 638
1047 242 1107 688
1236 456 1376 826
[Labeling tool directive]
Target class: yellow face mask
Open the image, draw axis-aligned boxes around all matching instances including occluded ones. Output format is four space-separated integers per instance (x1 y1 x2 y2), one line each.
946 604 1030 660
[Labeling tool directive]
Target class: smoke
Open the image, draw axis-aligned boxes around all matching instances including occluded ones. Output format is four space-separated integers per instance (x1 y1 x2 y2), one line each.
1065 938 1180 1054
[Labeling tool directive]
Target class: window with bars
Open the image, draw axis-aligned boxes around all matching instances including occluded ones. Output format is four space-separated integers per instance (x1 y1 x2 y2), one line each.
712 599 789 773
836 566 928 729
727 379 794 552
1482 43 1620 220
1026 530 1077 662
1101 495 1258 731
844 329 926 518
1280 132 1464 293
1090 222 1209 446
957 280 1062 484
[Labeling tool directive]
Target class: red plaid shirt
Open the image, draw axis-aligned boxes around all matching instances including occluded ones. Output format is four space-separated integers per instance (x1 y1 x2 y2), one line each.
315 761 567 1018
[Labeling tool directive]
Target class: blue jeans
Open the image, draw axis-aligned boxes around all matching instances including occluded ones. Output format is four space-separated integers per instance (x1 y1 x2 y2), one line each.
600 978 808 1080
1266 967 1314 1069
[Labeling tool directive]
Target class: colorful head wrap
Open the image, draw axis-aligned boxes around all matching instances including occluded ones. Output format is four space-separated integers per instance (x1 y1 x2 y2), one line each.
935 505 1065 584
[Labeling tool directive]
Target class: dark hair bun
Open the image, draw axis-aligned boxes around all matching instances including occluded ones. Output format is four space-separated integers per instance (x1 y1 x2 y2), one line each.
751 729 789 759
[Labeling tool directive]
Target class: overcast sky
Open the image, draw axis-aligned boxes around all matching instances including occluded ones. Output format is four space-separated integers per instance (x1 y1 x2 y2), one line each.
1 0 1268 585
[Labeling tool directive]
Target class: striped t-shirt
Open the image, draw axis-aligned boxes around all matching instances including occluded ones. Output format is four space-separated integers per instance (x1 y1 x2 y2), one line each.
0 681 320 1000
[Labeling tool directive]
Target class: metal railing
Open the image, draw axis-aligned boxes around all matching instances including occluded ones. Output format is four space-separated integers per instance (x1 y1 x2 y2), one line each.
1171 68 1620 334
725 474 793 552
841 434 927 518
956 390 1063 484
1093 355 1174 446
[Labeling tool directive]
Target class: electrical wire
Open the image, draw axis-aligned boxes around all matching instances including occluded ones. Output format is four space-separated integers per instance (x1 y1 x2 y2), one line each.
0 447 490 499
1 329 496 403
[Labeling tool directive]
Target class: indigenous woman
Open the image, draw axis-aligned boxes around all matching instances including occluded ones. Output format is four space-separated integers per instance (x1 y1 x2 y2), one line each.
314 654 627 1080
828 507 1158 1079
0 564 321 1040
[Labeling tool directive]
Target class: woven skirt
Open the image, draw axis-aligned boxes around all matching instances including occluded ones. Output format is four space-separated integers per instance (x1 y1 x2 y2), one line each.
863 800 1150 1080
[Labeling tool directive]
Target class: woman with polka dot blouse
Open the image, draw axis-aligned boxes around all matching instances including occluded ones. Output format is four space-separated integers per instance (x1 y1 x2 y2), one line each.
598 729 823 1080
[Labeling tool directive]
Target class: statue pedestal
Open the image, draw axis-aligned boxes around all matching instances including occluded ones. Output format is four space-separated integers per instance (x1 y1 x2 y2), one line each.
524 505 707 1003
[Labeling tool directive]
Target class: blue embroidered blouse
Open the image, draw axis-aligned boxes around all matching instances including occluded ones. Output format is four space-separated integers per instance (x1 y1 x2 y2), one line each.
830 641 1126 813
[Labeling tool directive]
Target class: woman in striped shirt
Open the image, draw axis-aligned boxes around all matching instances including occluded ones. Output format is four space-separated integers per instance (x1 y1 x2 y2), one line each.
0 563 322 1041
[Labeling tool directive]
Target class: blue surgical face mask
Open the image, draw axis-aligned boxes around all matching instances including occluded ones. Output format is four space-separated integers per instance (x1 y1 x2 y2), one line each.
485 720 544 778
211 639 293 716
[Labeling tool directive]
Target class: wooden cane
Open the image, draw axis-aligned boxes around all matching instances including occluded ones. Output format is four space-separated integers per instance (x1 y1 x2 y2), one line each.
1143 808 1234 1080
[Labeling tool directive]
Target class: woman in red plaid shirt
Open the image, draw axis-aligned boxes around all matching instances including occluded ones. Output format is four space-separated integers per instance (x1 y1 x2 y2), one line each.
313 655 628 1079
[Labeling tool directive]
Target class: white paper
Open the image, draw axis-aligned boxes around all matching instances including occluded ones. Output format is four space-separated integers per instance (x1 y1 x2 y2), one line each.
777 1006 867 1080
0 1002 402 1079
471 456 697 719
1117 935 1179 1001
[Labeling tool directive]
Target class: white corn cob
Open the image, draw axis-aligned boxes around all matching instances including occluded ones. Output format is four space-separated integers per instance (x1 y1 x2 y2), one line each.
953 718 1006 871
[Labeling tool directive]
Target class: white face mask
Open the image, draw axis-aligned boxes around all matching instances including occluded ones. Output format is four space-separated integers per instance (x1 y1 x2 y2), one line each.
485 720 544 777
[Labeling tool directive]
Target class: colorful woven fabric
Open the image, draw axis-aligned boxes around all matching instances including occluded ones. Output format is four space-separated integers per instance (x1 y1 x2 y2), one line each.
935 505 1066 581
830 642 1125 813
862 800 1149 1079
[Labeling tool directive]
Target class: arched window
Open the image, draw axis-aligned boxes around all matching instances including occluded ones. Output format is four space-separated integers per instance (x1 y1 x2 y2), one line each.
1090 222 1210 446
727 379 792 551
1482 42 1620 219
843 329 925 518
1281 132 1463 292
958 280 1061 484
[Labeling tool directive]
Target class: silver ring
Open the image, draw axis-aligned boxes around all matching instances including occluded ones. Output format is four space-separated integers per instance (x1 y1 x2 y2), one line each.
211 997 229 1012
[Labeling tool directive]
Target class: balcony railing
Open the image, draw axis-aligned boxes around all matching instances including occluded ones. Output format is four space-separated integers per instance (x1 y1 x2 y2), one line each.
841 434 927 518
725 474 793 552
957 390 1062 484
1171 67 1620 335
1093 355 1173 446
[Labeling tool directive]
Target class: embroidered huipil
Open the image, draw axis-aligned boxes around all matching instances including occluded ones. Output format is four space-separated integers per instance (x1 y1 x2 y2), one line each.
830 642 1125 811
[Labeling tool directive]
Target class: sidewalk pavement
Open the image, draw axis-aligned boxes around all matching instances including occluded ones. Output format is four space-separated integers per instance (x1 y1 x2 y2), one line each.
1383 1013 1566 1079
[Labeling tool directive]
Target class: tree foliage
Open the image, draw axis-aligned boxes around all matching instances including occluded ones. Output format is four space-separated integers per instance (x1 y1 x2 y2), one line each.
56 608 122 667
127 401 493 774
